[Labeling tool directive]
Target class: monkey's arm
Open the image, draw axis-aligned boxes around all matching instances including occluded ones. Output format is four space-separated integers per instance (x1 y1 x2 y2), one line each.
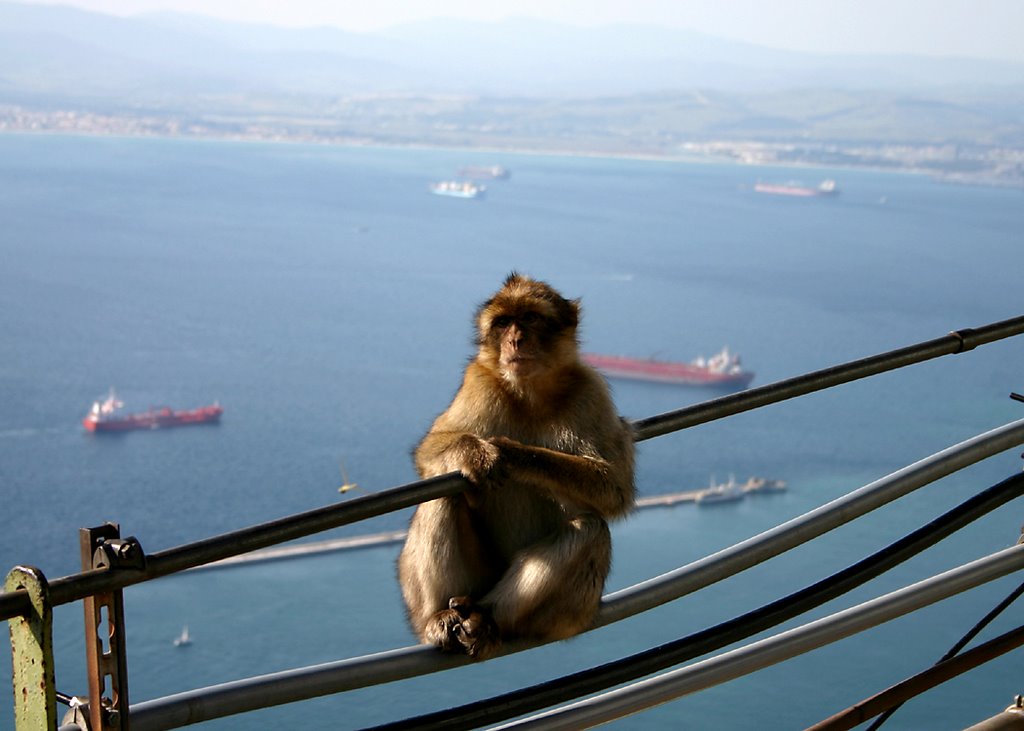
416 427 634 518
415 428 499 480
490 436 635 519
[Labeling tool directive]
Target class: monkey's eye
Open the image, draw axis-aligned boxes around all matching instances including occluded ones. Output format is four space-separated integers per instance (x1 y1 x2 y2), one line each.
492 315 513 329
520 312 541 325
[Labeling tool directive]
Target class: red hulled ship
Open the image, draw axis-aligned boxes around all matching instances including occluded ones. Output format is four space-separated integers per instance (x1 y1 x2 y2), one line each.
582 347 754 388
82 389 223 433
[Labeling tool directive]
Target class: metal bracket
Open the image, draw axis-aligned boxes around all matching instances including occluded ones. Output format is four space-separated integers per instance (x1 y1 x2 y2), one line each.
6 565 58 730
80 523 140 731
92 537 146 573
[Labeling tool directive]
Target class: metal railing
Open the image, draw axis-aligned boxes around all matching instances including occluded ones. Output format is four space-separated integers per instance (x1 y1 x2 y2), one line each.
4 314 1024 731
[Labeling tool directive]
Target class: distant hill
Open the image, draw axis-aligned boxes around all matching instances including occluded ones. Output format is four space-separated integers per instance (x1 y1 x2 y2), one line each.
1 1 1023 185
2 1 1023 101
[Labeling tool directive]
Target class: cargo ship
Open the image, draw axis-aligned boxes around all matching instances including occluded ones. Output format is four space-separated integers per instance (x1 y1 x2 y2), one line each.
82 389 223 433
429 181 486 199
582 347 754 388
754 179 838 197
456 165 510 180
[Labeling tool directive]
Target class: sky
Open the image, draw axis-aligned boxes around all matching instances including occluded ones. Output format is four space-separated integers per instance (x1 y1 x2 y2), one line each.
13 0 1024 62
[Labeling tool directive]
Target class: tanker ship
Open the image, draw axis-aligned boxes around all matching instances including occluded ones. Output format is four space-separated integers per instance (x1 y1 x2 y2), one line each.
83 389 223 433
582 347 754 388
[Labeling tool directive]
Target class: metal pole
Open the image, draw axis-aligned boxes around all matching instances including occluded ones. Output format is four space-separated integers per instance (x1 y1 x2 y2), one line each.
80 525 133 731
632 315 1024 441
5 566 57 730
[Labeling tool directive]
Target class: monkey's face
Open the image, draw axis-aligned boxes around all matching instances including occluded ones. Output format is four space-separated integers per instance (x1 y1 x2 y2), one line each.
491 311 549 379
476 274 580 384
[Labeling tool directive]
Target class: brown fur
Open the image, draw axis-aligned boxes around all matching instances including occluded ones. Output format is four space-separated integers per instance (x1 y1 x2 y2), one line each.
398 273 635 659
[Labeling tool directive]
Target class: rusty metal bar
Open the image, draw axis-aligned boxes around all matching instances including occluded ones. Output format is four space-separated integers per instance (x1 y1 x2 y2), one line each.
5 565 57 730
805 626 1024 731
80 524 133 731
0 316 1022 622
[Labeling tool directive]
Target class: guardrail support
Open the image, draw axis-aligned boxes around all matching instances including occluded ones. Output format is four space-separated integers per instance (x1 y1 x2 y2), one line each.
6 565 57 730
81 524 142 731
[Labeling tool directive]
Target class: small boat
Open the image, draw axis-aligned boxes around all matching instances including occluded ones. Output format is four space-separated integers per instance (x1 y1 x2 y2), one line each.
456 165 510 180
582 347 753 388
82 389 223 433
743 477 788 495
696 476 746 505
173 626 192 647
754 179 839 197
429 181 486 199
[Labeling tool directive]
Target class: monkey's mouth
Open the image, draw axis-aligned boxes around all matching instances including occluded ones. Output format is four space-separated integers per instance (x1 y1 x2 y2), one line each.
503 355 538 376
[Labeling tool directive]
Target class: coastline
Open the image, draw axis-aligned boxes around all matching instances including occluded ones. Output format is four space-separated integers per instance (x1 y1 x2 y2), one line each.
3 106 1022 189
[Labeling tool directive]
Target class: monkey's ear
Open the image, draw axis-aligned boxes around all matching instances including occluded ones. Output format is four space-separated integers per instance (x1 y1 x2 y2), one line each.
561 297 581 331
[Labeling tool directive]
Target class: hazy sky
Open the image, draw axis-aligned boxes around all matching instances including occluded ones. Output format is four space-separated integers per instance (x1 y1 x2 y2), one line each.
16 0 1024 62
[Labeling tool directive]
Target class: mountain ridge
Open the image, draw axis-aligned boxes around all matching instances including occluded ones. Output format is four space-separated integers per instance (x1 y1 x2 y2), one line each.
3 2 1023 98
1 2 1022 185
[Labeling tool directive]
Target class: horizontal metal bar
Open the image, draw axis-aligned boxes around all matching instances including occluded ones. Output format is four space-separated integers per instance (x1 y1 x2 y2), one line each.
0 474 466 619
1 316 1021 622
127 421 1024 730
496 542 1024 730
633 314 1024 442
130 647 468 731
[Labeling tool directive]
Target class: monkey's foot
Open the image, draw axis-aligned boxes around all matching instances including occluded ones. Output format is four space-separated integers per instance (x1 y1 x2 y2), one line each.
424 597 500 660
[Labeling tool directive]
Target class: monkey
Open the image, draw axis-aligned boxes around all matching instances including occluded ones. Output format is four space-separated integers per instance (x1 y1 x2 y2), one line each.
398 273 635 659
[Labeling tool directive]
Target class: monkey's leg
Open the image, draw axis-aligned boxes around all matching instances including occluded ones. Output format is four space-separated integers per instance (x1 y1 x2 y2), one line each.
483 513 611 643
398 496 502 650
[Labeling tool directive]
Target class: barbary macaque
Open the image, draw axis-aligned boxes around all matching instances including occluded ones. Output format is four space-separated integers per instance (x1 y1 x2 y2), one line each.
398 273 635 659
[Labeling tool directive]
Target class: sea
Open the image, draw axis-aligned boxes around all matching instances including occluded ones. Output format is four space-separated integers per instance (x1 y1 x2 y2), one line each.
1 133 1023 730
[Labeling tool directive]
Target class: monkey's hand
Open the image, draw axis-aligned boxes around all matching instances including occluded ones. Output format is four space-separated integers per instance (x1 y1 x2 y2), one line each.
447 434 496 482
416 431 498 481
416 431 500 507
448 434 501 508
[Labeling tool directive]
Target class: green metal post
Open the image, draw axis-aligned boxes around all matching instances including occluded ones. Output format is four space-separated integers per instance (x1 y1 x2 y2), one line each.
5 565 57 730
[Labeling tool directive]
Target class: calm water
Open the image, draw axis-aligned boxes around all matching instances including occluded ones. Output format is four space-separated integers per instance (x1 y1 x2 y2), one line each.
1 134 1023 729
